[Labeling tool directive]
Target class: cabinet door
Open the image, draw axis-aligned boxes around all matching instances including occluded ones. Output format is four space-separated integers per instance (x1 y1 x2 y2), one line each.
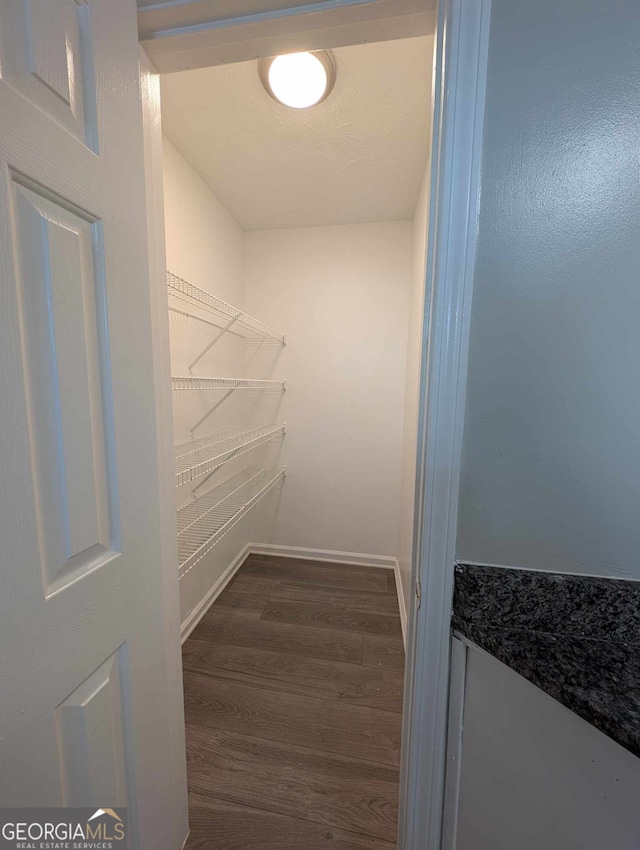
447 640 640 850
0 2 187 847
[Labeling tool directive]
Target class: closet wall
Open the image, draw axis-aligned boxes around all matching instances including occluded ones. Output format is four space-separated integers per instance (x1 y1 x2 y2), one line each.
164 139 269 626
246 222 412 561
164 137 247 441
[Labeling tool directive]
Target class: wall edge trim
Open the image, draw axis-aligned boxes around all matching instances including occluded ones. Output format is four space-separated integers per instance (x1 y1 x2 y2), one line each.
394 560 408 649
398 0 493 847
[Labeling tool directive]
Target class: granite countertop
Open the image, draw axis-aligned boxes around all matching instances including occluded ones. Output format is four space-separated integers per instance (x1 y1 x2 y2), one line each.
452 564 640 758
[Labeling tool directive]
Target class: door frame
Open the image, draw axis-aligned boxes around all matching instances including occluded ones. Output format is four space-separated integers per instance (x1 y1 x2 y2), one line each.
139 47 190 850
137 0 436 72
398 1 491 847
138 0 491 846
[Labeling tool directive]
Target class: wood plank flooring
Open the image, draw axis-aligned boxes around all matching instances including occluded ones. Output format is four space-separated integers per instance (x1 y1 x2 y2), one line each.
183 554 405 849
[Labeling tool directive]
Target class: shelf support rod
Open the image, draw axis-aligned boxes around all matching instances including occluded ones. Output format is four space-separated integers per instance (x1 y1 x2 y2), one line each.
189 426 285 497
188 315 239 374
190 389 235 436
168 306 246 339
192 464 222 498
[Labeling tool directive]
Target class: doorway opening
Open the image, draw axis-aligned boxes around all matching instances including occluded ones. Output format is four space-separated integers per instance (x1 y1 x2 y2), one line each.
152 31 434 849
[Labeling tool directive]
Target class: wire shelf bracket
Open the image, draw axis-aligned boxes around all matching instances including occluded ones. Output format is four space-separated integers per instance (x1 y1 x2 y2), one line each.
188 315 239 374
174 424 286 494
177 466 286 579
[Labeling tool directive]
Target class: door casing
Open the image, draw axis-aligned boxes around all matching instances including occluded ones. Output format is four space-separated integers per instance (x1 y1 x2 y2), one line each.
138 0 436 72
139 0 492 846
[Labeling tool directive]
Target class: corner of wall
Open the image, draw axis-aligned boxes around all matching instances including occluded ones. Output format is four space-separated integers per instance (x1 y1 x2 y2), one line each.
398 162 432 617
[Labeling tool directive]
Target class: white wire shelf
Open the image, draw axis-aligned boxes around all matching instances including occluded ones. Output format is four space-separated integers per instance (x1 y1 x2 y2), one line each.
174 424 285 487
177 466 285 578
172 377 286 436
167 271 285 344
171 377 286 392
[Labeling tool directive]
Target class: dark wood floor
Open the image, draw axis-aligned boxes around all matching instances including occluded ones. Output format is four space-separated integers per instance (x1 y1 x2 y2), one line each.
183 554 405 850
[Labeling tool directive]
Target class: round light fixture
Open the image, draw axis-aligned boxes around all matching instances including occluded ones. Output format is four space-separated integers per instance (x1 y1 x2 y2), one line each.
259 51 336 109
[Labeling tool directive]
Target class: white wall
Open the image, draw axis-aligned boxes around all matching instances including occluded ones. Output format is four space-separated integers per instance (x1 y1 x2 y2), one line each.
163 136 247 445
398 165 431 614
245 222 413 560
457 0 640 579
163 137 253 625
163 137 244 309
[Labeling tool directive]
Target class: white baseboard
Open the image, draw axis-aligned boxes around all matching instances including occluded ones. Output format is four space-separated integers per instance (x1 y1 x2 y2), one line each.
393 561 408 650
180 543 251 643
248 542 397 570
180 541 407 650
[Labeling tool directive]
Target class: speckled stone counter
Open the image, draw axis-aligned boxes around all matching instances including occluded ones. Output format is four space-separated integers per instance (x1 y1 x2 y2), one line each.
452 564 640 758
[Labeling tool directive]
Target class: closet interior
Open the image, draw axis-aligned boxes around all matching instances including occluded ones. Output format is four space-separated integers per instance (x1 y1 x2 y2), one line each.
159 34 434 644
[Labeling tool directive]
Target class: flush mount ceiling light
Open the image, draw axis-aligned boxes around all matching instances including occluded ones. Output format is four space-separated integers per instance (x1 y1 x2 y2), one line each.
259 51 336 109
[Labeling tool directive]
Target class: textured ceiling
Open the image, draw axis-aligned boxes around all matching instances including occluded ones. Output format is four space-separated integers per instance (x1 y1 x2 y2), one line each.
160 36 433 230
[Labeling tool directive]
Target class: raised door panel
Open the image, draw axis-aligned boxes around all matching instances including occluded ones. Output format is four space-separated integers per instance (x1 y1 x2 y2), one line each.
0 0 97 149
56 647 130 807
1 645 132 807
12 176 118 596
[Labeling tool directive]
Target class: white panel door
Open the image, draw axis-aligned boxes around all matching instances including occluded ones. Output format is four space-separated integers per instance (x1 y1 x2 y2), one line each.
0 1 188 847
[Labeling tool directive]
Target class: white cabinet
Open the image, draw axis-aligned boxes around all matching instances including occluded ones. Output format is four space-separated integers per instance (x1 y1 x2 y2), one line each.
446 638 640 850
